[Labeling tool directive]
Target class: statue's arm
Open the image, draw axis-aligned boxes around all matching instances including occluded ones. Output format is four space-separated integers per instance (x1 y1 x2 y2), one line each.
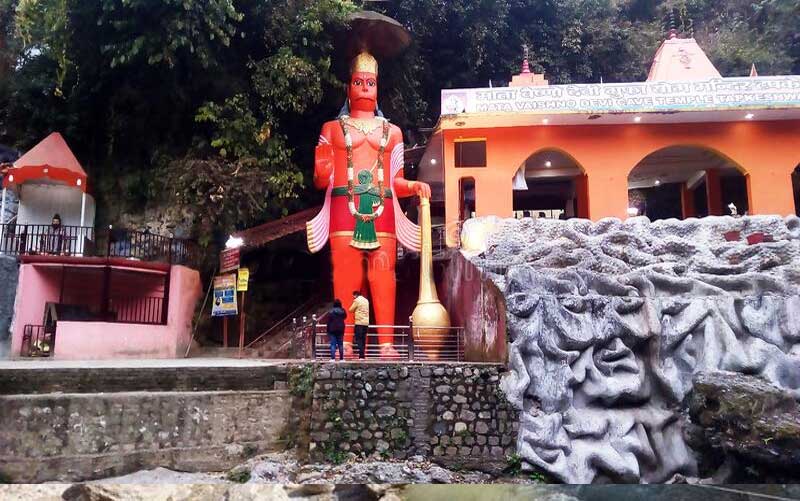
391 126 431 199
314 122 335 190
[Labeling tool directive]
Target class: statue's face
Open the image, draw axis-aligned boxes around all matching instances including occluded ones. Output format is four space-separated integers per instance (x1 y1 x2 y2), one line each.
348 71 378 113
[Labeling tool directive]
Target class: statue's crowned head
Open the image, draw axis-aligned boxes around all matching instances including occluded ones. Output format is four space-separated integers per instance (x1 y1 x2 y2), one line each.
348 51 378 114
351 51 378 75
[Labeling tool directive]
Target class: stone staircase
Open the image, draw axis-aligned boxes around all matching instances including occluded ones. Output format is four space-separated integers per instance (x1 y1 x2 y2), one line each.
188 297 332 360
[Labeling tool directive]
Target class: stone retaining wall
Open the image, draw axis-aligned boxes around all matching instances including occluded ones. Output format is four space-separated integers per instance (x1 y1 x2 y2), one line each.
309 363 517 466
0 363 294 482
0 390 292 482
0 361 518 482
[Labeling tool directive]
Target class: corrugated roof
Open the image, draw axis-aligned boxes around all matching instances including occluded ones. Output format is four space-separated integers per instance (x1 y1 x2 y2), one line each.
232 206 321 250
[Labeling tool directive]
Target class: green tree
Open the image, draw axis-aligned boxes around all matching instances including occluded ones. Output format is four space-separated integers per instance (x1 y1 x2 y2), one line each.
2 0 800 253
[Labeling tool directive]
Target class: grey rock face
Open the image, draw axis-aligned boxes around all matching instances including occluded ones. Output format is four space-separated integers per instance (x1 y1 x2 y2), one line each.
688 371 800 472
465 215 800 483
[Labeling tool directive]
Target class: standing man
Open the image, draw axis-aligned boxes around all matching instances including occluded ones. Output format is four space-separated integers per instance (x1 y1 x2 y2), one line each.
45 213 65 255
349 290 370 359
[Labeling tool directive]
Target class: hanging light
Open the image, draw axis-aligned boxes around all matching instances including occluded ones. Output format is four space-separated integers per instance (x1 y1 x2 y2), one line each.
226 235 244 249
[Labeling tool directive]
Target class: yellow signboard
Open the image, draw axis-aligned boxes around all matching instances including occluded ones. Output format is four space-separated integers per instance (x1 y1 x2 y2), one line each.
237 268 249 292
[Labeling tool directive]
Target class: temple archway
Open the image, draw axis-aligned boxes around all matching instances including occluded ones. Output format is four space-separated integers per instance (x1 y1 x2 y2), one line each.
511 149 587 220
627 146 749 220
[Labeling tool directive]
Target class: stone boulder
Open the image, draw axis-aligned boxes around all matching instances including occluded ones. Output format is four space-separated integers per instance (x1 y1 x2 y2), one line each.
688 371 800 479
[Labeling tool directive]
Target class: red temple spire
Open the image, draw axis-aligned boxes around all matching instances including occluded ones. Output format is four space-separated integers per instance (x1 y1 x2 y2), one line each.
510 44 548 87
521 44 531 74
750 63 758 77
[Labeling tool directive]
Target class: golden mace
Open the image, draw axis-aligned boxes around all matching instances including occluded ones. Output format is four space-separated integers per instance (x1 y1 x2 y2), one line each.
411 196 451 359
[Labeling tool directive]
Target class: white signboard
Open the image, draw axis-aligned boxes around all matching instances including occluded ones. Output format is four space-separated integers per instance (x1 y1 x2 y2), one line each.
441 76 800 115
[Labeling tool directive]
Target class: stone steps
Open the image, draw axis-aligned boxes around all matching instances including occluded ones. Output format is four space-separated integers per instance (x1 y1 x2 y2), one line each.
0 364 290 394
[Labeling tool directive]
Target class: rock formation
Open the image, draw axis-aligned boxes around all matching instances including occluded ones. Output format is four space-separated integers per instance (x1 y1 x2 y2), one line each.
688 371 800 480
463 215 800 483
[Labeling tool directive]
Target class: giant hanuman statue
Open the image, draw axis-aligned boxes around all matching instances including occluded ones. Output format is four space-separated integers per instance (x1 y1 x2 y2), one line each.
306 13 433 359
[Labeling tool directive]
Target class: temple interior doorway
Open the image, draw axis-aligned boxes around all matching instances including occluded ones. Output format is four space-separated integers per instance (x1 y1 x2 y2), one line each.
511 150 587 220
459 177 476 221
627 146 749 220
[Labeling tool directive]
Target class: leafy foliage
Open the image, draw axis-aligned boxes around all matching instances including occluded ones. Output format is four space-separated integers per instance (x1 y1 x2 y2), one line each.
1 0 800 250
97 0 242 68
226 467 251 483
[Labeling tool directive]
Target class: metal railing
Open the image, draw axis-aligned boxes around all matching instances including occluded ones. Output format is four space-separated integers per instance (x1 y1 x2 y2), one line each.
107 229 195 266
108 296 166 325
304 318 465 361
20 324 54 357
431 223 451 257
0 224 94 256
245 293 324 349
397 222 460 260
0 223 196 266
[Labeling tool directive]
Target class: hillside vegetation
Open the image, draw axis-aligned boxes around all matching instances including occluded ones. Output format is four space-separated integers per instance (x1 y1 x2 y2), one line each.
0 0 798 248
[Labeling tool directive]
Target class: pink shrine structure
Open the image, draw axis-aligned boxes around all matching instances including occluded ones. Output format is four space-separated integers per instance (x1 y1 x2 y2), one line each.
2 133 201 360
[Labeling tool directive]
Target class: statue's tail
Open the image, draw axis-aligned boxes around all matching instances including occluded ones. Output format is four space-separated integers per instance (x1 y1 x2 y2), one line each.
307 175 333 254
391 143 421 252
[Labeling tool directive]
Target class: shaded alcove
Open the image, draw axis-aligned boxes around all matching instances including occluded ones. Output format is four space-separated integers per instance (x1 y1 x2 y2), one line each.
511 149 587 219
627 146 749 220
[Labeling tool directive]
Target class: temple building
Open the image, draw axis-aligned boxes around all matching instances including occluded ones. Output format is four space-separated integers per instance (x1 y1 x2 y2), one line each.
1 132 96 255
418 31 800 246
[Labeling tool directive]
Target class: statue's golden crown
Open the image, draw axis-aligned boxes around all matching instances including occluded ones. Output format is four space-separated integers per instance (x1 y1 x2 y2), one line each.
351 51 378 75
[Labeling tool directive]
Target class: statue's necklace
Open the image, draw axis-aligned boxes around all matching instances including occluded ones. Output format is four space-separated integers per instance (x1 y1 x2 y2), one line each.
345 117 383 136
339 115 389 222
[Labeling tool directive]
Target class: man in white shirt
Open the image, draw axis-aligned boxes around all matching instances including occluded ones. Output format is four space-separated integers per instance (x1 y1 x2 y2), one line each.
349 290 370 359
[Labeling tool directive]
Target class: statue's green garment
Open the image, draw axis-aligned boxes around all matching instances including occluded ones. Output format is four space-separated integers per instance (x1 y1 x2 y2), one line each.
352 170 381 249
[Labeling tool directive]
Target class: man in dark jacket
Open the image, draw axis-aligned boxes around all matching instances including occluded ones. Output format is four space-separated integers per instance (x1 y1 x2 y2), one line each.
327 299 346 361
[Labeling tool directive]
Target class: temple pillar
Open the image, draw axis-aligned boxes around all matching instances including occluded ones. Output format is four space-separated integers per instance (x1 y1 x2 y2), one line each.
746 164 797 216
445 175 460 247
575 174 589 219
705 169 723 216
681 183 696 219
586 170 628 220
476 174 513 219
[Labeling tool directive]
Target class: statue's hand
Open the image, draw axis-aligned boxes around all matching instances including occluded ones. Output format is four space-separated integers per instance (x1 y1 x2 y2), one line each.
412 181 432 199
314 144 334 187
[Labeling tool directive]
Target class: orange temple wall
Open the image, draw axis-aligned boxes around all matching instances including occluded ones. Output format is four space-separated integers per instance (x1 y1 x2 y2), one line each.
442 119 800 245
